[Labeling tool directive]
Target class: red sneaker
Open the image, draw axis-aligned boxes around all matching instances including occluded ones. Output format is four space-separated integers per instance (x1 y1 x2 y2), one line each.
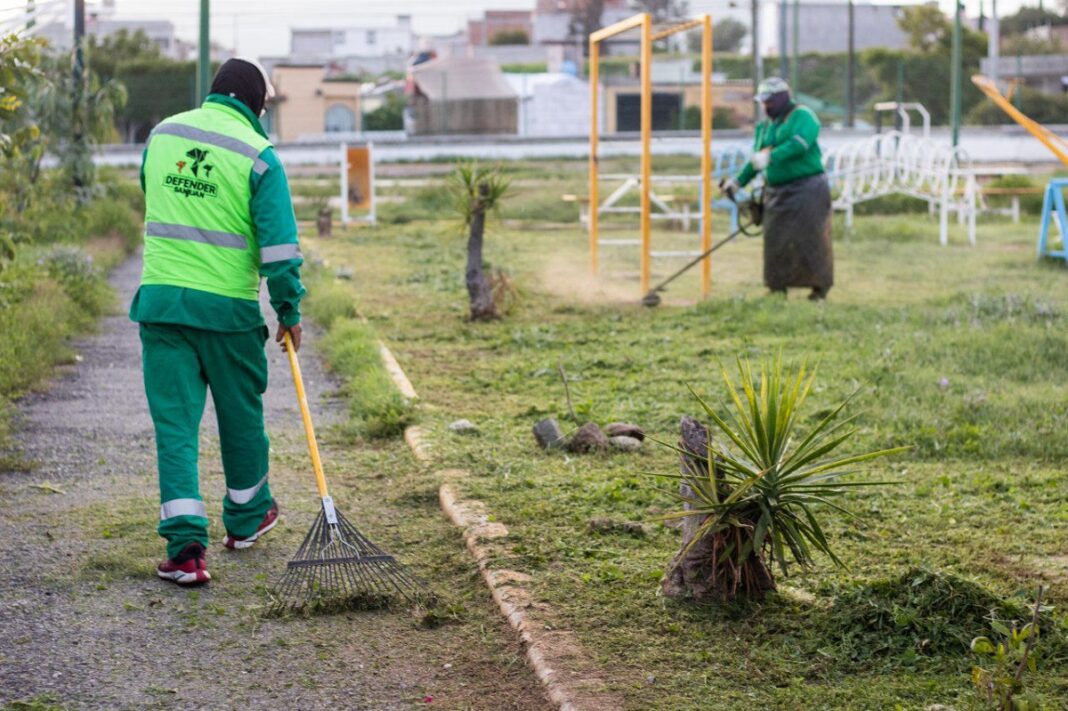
157 542 210 586
223 502 279 550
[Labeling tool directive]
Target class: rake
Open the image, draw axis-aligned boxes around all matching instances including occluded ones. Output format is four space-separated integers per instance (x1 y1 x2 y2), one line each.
269 331 426 614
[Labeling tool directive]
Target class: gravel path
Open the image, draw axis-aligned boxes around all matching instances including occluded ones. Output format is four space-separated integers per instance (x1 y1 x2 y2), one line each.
0 254 545 710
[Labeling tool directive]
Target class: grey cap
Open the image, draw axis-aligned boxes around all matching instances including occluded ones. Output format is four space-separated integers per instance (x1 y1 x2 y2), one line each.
755 76 790 101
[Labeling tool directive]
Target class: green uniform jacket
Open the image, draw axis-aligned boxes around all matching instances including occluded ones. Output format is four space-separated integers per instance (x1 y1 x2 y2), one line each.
736 104 824 188
130 94 305 332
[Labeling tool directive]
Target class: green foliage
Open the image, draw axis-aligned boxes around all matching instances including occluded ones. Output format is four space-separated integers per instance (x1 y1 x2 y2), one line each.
488 30 529 46
448 163 511 227
83 198 143 253
500 62 548 74
1000 7 1068 35
659 357 905 584
362 93 405 132
971 589 1047 711
687 17 747 54
304 269 415 439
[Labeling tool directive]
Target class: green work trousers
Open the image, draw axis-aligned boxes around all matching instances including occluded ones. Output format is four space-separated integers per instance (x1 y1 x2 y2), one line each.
140 323 273 559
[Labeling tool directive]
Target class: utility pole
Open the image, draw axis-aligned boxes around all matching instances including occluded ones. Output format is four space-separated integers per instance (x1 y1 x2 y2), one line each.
989 0 1000 90
752 0 763 113
779 0 788 80
846 0 854 128
72 0 86 189
950 0 962 147
790 0 798 91
197 0 210 103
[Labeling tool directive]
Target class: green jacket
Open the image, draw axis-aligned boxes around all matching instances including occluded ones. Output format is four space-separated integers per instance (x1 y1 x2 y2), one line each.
736 104 824 188
130 94 305 332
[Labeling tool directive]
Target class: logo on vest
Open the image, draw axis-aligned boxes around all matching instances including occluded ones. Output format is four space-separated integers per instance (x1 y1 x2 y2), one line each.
165 146 218 198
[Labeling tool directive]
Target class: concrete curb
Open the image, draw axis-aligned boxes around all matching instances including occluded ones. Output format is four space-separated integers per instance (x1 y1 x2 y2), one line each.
375 343 623 711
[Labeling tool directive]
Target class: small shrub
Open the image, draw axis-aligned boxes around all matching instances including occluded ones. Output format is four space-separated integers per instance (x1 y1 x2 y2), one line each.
83 198 142 253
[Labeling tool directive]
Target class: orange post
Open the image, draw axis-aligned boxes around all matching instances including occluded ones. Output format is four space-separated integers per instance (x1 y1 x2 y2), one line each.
639 13 652 294
589 39 600 274
700 14 713 297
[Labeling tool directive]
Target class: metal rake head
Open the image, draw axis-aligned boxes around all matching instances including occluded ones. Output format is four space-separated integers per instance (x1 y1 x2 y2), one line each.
267 504 429 616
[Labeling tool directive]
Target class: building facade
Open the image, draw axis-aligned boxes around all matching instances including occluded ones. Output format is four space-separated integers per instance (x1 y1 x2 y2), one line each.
270 65 362 142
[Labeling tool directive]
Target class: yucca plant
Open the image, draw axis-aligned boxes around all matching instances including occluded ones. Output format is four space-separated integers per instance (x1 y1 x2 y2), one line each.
448 163 510 321
657 356 906 602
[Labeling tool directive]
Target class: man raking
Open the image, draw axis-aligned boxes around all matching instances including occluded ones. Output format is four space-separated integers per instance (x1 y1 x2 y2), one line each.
721 77 834 300
131 58 305 585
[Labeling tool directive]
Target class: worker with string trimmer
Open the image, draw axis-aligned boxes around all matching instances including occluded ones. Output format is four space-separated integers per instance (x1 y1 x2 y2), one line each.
720 77 834 301
131 58 304 585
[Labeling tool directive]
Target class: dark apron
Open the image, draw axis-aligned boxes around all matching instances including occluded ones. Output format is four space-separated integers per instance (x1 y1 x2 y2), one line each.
762 173 833 291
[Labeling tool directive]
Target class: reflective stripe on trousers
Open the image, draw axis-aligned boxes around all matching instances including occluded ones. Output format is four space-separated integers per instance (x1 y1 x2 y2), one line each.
227 473 268 505
160 498 208 520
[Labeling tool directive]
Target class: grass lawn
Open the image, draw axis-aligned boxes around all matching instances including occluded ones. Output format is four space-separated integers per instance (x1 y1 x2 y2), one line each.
294 159 1068 709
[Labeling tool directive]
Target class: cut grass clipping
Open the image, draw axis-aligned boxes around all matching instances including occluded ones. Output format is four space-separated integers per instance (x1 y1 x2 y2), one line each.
304 267 415 438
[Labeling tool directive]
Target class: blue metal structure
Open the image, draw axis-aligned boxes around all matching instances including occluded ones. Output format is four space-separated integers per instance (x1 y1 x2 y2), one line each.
1037 178 1068 263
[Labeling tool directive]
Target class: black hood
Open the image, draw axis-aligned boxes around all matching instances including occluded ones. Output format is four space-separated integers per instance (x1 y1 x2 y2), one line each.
209 59 268 116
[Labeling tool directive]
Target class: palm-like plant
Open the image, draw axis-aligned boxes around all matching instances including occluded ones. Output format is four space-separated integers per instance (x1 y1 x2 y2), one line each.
448 163 510 321
658 356 906 602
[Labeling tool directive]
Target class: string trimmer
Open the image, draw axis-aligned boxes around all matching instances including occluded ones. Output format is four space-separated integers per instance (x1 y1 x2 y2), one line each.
269 332 426 614
641 191 764 308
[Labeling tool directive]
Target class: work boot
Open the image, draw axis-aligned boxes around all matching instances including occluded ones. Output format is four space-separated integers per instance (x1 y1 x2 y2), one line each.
808 287 828 301
157 542 210 586
223 501 279 550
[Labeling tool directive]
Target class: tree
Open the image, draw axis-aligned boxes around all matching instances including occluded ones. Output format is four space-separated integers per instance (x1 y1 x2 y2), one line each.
687 17 747 54
569 0 605 54
897 5 950 53
86 29 162 79
363 93 405 131
630 0 689 24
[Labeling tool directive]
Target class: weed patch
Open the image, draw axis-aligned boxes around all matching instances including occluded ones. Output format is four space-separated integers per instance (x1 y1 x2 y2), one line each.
304 269 415 439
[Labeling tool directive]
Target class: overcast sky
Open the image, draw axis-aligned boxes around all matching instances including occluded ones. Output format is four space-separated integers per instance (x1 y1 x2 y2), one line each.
3 0 1044 60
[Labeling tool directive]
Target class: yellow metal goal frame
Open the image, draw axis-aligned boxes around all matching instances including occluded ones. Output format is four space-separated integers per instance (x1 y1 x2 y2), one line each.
589 13 715 297
972 74 1068 166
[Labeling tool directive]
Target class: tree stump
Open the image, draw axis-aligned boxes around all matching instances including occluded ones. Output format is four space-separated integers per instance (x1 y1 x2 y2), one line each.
316 207 332 237
660 416 776 602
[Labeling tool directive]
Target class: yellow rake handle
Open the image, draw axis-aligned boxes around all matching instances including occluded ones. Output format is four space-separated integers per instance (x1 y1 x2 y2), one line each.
283 331 330 500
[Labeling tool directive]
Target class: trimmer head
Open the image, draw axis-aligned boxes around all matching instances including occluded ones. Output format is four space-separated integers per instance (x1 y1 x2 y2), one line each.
641 291 663 308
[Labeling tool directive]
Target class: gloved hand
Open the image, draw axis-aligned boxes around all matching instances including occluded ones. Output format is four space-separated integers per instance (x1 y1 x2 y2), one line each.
751 148 772 171
718 177 740 202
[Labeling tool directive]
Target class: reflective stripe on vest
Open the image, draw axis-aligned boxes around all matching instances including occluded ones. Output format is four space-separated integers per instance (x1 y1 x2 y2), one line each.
141 103 273 301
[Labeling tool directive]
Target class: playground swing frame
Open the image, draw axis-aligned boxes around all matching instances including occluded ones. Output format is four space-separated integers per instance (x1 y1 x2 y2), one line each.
588 13 714 297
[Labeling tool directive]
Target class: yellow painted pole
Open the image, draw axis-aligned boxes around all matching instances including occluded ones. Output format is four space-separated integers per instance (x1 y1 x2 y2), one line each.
700 15 713 298
972 75 1068 166
640 13 652 295
589 39 600 275
284 332 330 500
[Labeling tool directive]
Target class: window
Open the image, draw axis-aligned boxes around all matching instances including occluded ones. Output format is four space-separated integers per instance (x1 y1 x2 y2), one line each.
325 104 357 133
366 30 376 46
